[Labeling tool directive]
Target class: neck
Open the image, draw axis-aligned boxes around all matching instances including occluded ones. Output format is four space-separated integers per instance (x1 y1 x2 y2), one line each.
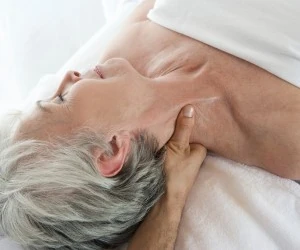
138 61 221 148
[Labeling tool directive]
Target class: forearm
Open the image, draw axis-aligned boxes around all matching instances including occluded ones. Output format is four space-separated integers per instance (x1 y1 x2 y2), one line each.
127 195 184 250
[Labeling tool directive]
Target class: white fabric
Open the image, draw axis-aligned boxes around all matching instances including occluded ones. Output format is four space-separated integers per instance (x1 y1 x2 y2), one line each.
101 0 144 22
148 0 300 88
176 155 300 250
2 1 300 249
23 0 139 111
0 0 106 114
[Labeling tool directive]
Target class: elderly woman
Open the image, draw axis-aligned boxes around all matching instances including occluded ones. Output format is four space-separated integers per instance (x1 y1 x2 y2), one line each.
1 0 299 249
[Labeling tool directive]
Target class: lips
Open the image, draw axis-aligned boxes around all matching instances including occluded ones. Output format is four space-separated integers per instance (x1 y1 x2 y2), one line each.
93 65 104 79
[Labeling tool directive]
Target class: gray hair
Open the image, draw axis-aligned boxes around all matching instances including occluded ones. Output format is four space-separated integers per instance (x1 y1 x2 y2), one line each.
0 112 166 250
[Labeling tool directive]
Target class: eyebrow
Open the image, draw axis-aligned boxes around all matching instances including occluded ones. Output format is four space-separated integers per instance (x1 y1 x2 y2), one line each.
36 100 52 113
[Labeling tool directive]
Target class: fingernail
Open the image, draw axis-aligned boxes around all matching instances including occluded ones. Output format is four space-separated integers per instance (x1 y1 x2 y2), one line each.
183 105 194 118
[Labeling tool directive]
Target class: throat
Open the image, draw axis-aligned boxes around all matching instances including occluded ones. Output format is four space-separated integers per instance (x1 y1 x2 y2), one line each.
141 47 192 78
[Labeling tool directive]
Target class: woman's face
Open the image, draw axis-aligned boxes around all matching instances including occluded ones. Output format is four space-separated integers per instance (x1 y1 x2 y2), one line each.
15 58 159 142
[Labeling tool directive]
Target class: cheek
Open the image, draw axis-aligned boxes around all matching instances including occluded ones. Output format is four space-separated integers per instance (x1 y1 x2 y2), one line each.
70 88 120 128
69 79 137 125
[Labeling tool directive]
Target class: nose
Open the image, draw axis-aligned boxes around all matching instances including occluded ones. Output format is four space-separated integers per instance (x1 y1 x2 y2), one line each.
64 71 81 82
56 71 82 95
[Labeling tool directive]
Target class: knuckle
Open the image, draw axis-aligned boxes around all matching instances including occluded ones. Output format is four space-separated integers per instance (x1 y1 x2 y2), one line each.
178 119 192 129
191 145 207 158
197 145 207 154
198 148 207 158
167 141 188 152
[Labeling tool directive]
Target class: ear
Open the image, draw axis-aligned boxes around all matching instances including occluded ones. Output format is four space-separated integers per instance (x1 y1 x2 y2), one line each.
93 132 131 177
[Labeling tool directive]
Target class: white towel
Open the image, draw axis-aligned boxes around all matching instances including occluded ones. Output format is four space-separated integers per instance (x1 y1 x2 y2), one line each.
148 0 300 88
175 155 300 250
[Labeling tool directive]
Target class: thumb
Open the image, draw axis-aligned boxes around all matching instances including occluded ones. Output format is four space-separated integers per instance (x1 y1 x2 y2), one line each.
168 105 195 150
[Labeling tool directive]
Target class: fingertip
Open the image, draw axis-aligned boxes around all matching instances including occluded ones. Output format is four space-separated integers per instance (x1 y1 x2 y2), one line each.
176 105 195 131
183 105 194 118
168 105 195 148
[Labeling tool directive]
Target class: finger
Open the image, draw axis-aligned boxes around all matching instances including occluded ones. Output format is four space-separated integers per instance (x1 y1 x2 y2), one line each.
190 144 207 160
168 105 195 149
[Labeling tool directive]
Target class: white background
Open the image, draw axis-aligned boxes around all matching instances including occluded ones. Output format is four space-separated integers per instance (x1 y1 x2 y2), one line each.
0 0 107 114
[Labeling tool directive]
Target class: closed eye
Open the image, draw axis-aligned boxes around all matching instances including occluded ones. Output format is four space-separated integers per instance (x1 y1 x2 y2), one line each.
57 92 68 103
58 94 64 102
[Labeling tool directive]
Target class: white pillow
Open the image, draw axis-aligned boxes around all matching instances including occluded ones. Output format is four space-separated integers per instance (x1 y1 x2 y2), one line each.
23 0 141 111
0 0 106 113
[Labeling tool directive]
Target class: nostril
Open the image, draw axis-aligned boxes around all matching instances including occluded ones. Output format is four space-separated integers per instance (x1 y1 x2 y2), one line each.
74 71 81 77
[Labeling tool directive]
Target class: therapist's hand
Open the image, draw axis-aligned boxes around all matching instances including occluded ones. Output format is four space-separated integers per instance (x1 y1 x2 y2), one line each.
128 105 207 250
164 104 207 206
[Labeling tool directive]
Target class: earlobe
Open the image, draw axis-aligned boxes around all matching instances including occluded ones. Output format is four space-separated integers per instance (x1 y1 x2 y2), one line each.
94 133 131 177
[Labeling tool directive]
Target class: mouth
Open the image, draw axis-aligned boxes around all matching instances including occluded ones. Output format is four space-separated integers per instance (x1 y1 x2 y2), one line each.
94 65 104 79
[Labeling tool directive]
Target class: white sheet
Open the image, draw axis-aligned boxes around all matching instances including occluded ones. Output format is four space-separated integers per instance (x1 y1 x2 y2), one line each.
148 0 300 88
1 1 300 249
